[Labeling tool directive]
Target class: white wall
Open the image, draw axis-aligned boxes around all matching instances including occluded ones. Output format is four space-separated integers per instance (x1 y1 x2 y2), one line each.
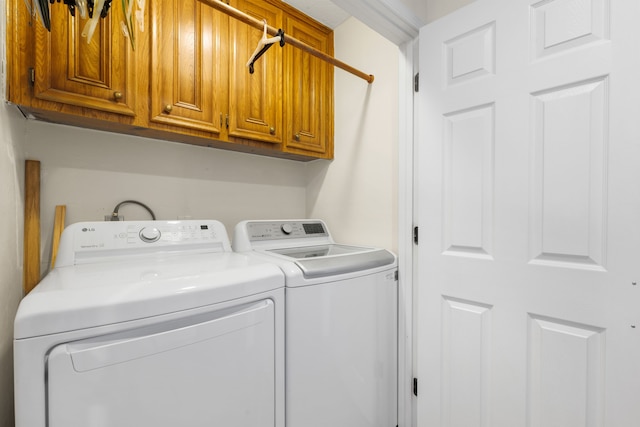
0 0 26 424
306 17 399 253
399 0 429 23
425 0 475 22
396 0 476 23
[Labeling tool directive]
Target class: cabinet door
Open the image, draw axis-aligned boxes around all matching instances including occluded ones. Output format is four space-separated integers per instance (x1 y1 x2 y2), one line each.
283 18 334 158
228 0 283 144
150 0 227 136
34 3 135 116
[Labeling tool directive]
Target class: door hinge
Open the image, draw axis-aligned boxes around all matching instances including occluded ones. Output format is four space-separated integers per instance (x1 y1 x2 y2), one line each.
28 67 35 85
413 377 418 396
414 72 419 92
413 226 419 245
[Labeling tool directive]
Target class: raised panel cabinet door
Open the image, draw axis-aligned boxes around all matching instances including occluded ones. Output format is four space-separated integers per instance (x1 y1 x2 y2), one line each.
228 0 283 144
283 18 333 158
34 2 135 116
150 0 227 136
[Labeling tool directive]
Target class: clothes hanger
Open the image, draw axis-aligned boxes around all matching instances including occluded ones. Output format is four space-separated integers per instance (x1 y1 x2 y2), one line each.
29 0 140 50
246 20 285 74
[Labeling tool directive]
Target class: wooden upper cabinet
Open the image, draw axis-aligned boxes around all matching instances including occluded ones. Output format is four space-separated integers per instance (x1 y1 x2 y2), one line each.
8 0 334 161
150 0 228 136
33 3 136 116
283 17 334 159
228 0 283 144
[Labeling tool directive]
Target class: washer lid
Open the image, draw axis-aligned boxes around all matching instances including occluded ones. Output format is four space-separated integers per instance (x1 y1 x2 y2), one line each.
14 252 284 339
267 245 396 278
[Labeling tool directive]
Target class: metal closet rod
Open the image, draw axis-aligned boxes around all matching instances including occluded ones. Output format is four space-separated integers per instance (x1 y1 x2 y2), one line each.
199 0 375 84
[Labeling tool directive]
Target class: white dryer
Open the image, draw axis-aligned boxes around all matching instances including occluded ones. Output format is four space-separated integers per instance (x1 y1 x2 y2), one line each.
233 219 398 427
14 220 284 427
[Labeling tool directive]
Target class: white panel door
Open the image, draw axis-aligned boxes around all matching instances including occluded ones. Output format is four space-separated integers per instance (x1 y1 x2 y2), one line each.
416 0 640 426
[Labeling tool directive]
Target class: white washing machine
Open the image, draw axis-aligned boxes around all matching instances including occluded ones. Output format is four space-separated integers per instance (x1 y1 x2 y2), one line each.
14 220 284 427
233 219 398 427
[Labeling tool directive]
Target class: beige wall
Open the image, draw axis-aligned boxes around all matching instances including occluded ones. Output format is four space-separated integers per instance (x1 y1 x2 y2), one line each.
0 0 26 423
0 107 24 427
0 106 23 427
307 17 399 252
23 122 309 274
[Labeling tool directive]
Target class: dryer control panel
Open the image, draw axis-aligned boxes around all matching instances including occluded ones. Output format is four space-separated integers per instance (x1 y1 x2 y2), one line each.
56 220 231 266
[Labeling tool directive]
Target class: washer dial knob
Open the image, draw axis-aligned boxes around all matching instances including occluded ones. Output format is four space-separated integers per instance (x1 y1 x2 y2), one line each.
281 224 294 235
139 227 161 243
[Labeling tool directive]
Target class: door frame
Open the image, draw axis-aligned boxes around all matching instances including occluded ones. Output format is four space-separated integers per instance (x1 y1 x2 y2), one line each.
397 38 418 427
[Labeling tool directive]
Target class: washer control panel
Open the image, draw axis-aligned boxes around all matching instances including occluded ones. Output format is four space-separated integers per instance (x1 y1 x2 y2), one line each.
246 221 328 241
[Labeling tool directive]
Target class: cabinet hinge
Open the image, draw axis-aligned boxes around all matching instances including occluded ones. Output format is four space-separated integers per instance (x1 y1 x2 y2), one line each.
413 226 419 245
413 377 418 396
414 72 419 92
28 67 35 85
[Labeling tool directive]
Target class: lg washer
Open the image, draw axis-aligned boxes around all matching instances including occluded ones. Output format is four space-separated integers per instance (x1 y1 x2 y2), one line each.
14 220 285 427
233 219 398 427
